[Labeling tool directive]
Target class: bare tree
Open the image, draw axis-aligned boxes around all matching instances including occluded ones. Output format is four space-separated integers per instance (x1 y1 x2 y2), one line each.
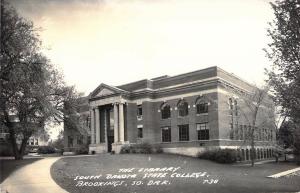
228 85 275 167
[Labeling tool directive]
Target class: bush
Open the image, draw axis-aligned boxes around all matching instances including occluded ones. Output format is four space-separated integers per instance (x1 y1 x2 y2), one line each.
120 145 130 154
199 148 237 163
37 146 56 154
75 145 89 155
120 143 163 154
0 143 14 156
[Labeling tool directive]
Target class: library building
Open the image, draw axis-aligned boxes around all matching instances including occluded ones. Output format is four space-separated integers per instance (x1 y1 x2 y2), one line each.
64 66 276 160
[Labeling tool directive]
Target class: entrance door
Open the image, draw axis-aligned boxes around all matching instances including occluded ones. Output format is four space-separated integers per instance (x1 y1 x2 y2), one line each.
107 136 114 152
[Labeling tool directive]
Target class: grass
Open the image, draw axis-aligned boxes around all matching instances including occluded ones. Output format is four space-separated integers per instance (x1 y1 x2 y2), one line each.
50 153 300 193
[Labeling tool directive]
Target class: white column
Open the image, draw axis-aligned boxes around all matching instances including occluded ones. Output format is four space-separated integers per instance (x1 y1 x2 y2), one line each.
95 107 101 144
90 109 95 144
104 109 107 143
119 103 125 142
114 103 119 143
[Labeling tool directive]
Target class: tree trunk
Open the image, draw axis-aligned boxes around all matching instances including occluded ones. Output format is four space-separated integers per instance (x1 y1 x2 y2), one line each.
19 137 29 159
8 126 30 160
250 128 255 167
11 134 23 160
251 140 255 167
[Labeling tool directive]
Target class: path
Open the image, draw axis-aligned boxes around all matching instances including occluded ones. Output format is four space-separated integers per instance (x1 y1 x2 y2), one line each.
0 157 68 193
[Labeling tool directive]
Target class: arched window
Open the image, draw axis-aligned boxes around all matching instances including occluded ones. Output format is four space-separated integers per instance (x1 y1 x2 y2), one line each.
195 97 208 114
161 103 171 119
229 98 233 109
177 100 188 117
234 99 238 116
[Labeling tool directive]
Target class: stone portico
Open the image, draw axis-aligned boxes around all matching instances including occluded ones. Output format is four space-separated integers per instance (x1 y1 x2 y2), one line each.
88 85 129 154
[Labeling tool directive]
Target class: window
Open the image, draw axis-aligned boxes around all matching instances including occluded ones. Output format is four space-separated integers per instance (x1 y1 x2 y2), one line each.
161 103 171 119
137 105 142 116
229 123 234 140
87 115 91 129
239 125 243 140
178 100 188 117
162 127 171 142
196 103 208 114
178 124 189 141
137 127 143 138
197 123 209 140
234 100 238 116
229 98 233 109
87 136 91 144
137 105 142 120
35 139 38 145
229 98 233 115
77 135 83 145
196 97 208 114
68 136 73 147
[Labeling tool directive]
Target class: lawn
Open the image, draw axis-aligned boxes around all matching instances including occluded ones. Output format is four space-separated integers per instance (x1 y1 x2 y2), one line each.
51 154 300 193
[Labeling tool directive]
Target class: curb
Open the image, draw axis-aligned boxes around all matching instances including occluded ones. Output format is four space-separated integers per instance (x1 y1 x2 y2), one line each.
267 167 300 178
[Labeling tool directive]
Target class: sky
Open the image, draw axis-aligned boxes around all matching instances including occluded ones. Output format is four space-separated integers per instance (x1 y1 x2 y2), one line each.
10 0 275 139
11 0 275 95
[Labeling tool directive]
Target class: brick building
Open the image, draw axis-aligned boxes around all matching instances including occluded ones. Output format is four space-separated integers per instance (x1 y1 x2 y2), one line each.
65 66 276 160
63 96 91 153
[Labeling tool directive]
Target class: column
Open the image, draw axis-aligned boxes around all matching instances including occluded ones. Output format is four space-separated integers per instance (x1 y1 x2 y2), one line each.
119 103 125 142
95 107 101 144
114 103 119 143
104 109 107 143
90 109 95 144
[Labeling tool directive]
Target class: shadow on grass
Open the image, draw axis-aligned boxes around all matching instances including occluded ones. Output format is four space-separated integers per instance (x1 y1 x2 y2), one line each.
0 158 42 183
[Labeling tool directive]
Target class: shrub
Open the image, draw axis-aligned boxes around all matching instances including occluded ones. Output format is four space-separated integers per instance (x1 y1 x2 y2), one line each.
120 143 162 154
75 145 89 155
120 145 130 154
154 146 163 153
199 148 237 164
37 146 56 154
137 143 152 154
0 143 14 156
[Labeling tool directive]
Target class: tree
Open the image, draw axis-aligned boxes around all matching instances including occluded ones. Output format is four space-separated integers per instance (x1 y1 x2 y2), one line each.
265 0 300 164
233 85 275 167
278 120 295 149
50 130 64 151
0 1 79 160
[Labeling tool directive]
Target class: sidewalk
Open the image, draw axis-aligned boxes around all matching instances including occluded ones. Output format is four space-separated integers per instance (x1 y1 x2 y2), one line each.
0 157 68 193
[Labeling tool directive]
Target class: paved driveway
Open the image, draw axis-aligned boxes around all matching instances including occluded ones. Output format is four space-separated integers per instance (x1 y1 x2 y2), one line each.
1 157 68 193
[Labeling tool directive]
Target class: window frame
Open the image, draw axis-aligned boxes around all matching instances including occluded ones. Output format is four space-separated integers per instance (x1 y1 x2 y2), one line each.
196 123 209 140
161 103 171 119
137 105 143 120
177 100 189 117
196 102 208 114
161 126 171 142
178 124 189 141
137 127 143 138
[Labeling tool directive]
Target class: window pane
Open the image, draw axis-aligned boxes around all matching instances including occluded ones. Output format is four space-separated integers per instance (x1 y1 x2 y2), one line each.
178 101 188 117
162 127 171 142
196 103 208 114
179 125 189 141
161 104 171 119
137 105 142 116
138 128 143 138
197 123 209 140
